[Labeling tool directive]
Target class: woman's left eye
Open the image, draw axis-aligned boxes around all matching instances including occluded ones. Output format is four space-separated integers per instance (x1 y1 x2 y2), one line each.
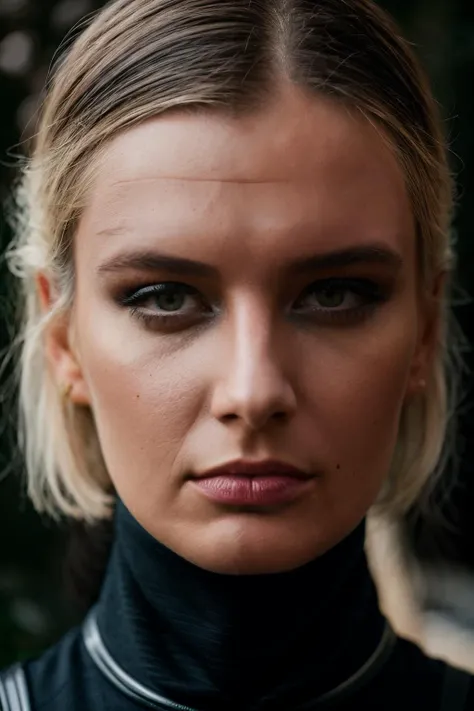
292 278 386 322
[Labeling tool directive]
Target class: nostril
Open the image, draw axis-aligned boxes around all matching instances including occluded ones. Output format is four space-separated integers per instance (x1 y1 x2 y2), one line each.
221 413 239 423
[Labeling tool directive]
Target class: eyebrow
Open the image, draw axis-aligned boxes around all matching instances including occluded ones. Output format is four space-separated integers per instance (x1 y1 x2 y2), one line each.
288 244 403 274
96 243 403 278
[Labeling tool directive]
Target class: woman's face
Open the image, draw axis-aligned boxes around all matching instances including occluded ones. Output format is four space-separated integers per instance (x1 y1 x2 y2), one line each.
46 86 436 574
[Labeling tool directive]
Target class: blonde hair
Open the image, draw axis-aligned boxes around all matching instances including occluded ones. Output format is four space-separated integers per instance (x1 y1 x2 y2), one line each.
4 0 457 521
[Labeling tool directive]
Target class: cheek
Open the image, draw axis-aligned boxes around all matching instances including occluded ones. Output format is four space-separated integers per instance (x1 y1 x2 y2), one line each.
301 314 418 489
74 306 210 498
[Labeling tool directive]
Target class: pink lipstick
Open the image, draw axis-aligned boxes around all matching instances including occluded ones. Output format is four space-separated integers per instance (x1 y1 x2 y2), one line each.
190 459 315 507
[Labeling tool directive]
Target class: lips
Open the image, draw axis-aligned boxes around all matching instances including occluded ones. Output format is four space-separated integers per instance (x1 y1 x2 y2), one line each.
189 459 315 507
192 459 313 481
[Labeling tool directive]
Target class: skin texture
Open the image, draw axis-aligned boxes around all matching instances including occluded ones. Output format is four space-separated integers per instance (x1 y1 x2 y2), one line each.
41 85 438 574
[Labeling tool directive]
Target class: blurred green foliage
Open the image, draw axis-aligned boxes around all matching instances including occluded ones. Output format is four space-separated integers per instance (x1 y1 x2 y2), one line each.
0 0 474 666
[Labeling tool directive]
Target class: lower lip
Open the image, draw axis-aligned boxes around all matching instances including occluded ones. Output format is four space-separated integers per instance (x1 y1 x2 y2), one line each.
190 475 313 506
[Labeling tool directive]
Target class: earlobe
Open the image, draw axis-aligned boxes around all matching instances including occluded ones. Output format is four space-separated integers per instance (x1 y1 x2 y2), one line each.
405 362 428 400
47 316 92 406
406 271 445 400
36 273 91 407
406 375 428 400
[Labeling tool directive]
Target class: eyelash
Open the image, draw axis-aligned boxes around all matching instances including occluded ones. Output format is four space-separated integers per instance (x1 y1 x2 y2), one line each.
294 278 387 325
121 283 213 329
118 278 388 331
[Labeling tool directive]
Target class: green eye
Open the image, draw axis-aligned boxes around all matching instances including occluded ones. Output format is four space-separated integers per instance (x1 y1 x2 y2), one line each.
292 277 388 325
154 291 187 312
313 288 346 309
123 283 196 314
120 281 215 332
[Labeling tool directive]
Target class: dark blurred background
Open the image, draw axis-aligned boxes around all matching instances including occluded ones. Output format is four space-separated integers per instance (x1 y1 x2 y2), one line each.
0 0 473 666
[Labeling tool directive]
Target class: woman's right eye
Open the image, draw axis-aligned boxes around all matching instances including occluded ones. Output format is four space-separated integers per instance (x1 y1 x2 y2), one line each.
119 282 213 329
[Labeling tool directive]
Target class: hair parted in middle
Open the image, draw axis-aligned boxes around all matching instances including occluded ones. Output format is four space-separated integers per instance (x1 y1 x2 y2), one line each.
5 0 456 521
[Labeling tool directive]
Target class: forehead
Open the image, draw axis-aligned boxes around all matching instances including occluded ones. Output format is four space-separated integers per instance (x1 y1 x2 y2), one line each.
79 85 414 265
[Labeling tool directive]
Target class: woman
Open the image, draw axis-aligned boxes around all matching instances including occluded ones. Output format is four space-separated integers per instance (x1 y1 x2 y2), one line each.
0 0 471 708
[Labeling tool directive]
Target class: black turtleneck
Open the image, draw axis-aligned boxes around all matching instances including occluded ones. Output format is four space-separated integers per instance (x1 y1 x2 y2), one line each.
95 501 386 711
21 500 474 711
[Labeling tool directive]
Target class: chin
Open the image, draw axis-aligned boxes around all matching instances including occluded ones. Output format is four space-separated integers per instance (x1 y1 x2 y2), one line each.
177 517 335 576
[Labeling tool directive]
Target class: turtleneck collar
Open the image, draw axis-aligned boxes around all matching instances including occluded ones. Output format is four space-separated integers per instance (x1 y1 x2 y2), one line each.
95 501 386 711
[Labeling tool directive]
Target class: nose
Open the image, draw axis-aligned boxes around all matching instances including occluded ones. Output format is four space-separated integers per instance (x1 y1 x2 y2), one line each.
210 305 297 431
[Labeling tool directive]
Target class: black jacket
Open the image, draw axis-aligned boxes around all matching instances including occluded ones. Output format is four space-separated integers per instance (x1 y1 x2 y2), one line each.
1 503 473 710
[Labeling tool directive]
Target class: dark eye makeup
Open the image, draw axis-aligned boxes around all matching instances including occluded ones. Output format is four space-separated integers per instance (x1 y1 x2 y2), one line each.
116 277 391 332
292 277 389 325
119 282 213 330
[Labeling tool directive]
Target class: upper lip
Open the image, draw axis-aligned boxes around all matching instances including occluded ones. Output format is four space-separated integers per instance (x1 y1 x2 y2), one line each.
192 459 313 480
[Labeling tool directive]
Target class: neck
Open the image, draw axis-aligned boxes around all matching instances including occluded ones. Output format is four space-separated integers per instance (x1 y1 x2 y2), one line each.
96 501 386 710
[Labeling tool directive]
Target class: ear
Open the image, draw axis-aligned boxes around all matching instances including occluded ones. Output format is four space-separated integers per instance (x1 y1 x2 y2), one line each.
37 273 91 406
405 271 446 399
